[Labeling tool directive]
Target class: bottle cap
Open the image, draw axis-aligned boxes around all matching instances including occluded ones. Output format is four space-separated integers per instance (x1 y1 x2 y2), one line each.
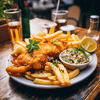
90 15 99 19
90 15 99 22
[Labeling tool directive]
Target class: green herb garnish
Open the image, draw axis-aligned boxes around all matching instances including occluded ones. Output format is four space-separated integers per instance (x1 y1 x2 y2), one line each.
36 56 38 58
53 61 59 66
71 53 74 56
61 69 64 73
51 40 58 44
41 71 44 74
30 53 32 56
66 49 69 52
49 65 53 68
52 74 55 76
85 56 89 62
26 39 40 54
62 56 65 58
65 58 68 62
77 58 81 63
70 50 73 53
25 63 28 66
51 40 61 47
37 72 40 74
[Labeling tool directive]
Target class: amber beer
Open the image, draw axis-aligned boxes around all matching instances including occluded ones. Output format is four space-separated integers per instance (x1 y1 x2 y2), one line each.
56 19 67 30
53 10 68 31
8 21 22 43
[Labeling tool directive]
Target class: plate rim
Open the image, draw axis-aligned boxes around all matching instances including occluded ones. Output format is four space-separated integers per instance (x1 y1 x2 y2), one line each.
6 53 97 89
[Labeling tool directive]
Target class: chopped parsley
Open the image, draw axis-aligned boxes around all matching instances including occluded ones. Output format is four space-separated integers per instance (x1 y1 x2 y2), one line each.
65 58 68 62
49 65 53 68
51 40 58 44
61 69 64 73
36 56 38 58
66 49 69 52
71 53 74 56
41 71 44 74
51 40 61 47
62 56 65 58
53 61 59 66
25 63 28 66
77 58 81 63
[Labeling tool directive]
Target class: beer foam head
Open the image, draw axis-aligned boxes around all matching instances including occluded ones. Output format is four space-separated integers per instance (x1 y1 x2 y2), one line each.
8 21 20 26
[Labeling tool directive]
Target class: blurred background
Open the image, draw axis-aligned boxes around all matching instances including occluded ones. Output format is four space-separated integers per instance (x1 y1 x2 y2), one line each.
0 0 100 28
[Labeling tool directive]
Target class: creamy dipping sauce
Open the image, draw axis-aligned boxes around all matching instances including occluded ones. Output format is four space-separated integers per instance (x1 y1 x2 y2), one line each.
61 47 91 64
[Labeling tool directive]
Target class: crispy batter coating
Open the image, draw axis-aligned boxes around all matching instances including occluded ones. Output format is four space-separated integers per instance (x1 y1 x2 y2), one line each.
6 41 69 75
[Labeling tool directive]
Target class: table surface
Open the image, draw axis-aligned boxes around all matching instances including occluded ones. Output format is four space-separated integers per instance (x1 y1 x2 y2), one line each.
0 18 100 100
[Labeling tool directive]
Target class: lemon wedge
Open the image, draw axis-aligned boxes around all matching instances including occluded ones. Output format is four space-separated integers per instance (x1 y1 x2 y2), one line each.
81 37 97 52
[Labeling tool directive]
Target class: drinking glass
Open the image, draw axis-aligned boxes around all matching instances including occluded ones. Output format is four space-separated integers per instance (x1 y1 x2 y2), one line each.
52 10 68 30
4 9 23 49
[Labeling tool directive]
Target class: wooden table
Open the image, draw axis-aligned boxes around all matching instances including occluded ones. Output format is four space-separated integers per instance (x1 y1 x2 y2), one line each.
0 18 100 100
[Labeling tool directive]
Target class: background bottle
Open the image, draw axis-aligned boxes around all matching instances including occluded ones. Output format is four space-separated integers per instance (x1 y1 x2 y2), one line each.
87 15 99 42
18 0 30 39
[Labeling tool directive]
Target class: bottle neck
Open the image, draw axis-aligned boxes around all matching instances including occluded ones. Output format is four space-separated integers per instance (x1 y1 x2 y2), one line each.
18 0 25 9
89 18 99 31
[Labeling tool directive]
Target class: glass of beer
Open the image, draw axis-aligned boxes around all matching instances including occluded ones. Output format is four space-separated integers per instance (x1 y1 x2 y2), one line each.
52 10 68 30
4 9 22 49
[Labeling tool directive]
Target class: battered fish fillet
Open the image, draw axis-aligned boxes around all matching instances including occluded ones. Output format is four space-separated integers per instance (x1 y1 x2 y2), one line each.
6 41 69 75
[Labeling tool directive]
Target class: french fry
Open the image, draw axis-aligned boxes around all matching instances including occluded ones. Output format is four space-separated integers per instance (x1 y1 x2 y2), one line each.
45 65 52 71
49 26 55 34
46 62 65 84
71 40 81 48
67 42 73 48
67 69 73 73
52 34 68 40
25 75 34 80
75 35 80 41
59 39 68 43
69 68 80 79
71 40 81 45
36 32 47 37
68 38 73 41
11 45 25 56
43 31 63 41
26 71 31 76
58 64 71 86
33 78 60 85
32 35 43 41
48 76 57 81
24 38 29 45
71 34 76 41
67 31 72 39
31 72 51 78
16 41 26 48
14 44 20 50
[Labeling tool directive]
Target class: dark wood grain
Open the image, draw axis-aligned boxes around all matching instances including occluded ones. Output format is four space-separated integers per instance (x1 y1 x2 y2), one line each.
85 82 100 100
0 18 100 100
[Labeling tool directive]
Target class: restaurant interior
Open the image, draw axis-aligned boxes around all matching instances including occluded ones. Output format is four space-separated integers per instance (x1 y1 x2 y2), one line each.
0 0 100 28
12 0 100 28
10 0 100 28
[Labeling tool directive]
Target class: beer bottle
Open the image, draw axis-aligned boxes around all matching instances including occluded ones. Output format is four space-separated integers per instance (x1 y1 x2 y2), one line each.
18 0 30 39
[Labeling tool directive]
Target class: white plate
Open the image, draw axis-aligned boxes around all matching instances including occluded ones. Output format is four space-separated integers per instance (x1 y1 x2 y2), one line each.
6 53 97 89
